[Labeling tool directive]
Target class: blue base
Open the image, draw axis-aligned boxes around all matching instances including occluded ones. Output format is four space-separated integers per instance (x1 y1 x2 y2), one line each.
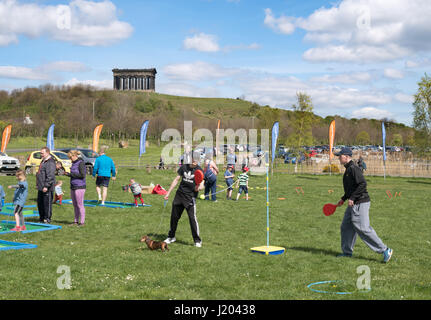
0 240 37 251
0 207 39 218
0 221 62 235
62 199 151 208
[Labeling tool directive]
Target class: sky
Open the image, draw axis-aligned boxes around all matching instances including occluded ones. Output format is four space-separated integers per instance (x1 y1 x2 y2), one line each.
1 0 431 126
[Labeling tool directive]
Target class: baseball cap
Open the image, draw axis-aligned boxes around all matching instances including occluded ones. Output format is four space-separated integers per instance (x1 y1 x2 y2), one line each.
334 147 353 157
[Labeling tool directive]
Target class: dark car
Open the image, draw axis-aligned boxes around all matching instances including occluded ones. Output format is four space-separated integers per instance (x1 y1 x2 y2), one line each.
57 148 99 175
284 152 305 164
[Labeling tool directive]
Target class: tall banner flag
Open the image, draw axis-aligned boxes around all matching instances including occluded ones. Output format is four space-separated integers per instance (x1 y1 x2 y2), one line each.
329 120 336 160
382 122 386 179
382 122 387 161
271 121 279 163
93 124 103 153
139 120 150 157
216 119 221 156
47 124 55 151
1 124 12 153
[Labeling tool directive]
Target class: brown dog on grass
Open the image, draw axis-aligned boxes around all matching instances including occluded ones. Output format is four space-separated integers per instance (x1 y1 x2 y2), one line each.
140 235 169 252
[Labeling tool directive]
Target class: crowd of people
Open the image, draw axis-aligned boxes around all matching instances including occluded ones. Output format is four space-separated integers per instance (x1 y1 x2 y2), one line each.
0 144 392 263
0 146 117 231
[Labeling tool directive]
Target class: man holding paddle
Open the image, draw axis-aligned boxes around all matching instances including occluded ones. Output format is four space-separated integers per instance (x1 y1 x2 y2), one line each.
164 151 204 247
335 147 393 263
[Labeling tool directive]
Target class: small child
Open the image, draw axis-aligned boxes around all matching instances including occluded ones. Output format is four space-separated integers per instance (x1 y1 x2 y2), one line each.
54 180 64 205
236 166 249 201
8 169 29 232
224 165 235 200
0 184 5 211
129 179 145 207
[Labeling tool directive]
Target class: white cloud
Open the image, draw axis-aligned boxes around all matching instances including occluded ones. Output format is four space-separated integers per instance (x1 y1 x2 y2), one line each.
0 66 50 80
239 74 391 113
163 61 240 81
183 33 220 52
0 61 90 81
311 72 372 84
0 0 133 47
264 8 296 35
383 68 404 79
38 61 90 73
351 107 393 120
158 82 220 98
266 0 431 63
223 42 261 52
64 77 111 89
395 92 414 104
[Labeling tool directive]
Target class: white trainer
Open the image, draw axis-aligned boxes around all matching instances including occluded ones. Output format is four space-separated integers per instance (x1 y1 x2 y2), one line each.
164 237 176 244
195 242 202 248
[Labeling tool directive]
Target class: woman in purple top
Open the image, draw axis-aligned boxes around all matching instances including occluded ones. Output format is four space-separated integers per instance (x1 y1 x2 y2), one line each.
65 150 86 226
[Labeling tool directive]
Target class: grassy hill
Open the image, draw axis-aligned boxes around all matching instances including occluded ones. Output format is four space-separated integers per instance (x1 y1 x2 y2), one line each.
0 86 415 146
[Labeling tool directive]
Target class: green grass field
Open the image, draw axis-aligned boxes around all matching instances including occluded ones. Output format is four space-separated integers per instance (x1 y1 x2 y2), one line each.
1 141 430 300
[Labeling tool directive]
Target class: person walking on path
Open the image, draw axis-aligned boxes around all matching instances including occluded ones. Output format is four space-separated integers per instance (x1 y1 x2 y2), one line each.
36 146 56 224
92 147 116 206
335 147 393 263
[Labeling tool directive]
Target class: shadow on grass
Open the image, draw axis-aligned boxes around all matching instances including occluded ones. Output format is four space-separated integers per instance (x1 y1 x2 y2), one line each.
296 176 320 181
406 180 431 185
289 246 378 262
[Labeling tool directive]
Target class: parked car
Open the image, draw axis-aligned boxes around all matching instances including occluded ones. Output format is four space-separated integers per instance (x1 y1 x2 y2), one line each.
57 148 99 174
0 152 20 175
284 152 305 164
25 150 71 175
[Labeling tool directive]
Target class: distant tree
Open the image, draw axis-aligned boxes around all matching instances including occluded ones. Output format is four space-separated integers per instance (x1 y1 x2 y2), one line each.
412 73 431 153
356 131 370 145
391 133 403 146
286 92 315 148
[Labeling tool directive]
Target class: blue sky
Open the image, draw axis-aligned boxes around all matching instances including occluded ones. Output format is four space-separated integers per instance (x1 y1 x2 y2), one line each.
1 0 431 126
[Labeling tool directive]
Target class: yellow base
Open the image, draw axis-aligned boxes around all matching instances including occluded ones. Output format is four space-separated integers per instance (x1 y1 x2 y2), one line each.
250 246 285 255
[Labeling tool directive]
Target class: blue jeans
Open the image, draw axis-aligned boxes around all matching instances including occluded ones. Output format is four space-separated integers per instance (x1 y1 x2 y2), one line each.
204 178 217 201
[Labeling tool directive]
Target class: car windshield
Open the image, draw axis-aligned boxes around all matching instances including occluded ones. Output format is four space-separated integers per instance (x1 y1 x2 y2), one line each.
0 152 6 157
81 150 99 158
53 152 69 160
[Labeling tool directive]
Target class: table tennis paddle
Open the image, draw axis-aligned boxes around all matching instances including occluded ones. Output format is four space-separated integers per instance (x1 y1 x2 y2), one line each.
323 203 337 216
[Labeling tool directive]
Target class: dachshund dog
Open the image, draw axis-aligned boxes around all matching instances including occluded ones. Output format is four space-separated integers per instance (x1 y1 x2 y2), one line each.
140 235 169 252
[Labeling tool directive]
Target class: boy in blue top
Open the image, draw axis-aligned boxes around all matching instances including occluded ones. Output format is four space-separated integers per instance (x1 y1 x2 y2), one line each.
8 169 29 232
224 165 235 200
92 147 116 205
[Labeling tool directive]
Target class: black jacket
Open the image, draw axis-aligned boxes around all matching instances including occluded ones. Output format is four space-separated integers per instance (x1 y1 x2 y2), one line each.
36 156 56 192
341 160 370 204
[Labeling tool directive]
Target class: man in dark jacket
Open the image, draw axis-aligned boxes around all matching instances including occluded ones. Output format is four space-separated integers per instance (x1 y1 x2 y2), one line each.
335 147 393 263
36 147 56 223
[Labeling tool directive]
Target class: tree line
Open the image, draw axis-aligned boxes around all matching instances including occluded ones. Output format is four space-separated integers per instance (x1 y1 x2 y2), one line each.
0 82 422 151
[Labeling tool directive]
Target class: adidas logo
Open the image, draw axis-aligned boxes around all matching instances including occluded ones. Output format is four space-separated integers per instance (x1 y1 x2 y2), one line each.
183 171 195 183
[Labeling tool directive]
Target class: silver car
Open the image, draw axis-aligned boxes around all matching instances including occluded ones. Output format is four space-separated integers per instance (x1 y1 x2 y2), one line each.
58 148 99 175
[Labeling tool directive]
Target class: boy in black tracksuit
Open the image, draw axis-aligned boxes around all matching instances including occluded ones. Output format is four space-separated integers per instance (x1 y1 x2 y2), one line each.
164 152 203 247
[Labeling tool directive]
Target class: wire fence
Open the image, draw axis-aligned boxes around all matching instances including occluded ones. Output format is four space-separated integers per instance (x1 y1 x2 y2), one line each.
10 151 431 179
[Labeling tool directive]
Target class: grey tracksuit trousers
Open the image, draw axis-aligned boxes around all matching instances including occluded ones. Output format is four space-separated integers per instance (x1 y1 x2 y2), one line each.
341 202 387 255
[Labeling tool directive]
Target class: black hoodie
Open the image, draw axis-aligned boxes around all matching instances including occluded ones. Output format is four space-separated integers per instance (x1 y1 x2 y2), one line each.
341 160 370 204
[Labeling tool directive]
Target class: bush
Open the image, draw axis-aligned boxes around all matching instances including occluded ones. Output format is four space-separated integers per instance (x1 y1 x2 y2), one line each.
323 164 340 173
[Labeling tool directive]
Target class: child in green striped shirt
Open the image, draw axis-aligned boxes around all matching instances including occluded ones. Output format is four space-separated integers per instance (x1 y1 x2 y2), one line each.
236 167 249 201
